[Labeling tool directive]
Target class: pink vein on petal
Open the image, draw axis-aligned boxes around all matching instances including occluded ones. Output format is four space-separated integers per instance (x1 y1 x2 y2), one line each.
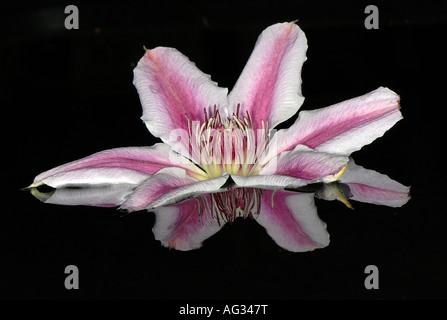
34 144 201 183
142 49 201 132
302 101 399 149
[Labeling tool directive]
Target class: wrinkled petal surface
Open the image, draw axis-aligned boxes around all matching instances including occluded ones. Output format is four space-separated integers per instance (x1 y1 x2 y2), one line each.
33 143 204 184
260 144 348 182
255 190 330 252
152 196 223 251
270 87 402 157
228 22 307 129
133 47 229 149
231 174 311 190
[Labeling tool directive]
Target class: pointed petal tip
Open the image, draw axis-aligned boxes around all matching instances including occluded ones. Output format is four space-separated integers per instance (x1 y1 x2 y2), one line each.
228 20 307 129
337 165 349 179
342 197 355 210
22 181 43 191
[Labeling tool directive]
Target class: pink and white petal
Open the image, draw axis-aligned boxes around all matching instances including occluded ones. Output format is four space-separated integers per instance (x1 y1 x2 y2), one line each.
119 167 195 212
339 159 410 207
152 196 223 251
32 143 206 185
36 167 150 189
120 168 229 212
271 87 402 157
228 22 307 130
32 183 139 207
29 167 150 206
231 173 311 190
149 174 229 209
133 47 229 149
259 144 348 182
256 190 330 252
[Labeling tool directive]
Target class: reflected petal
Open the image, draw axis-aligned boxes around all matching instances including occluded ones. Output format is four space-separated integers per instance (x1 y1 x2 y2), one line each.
152 196 224 251
255 189 330 252
339 159 410 207
32 183 139 207
120 168 229 212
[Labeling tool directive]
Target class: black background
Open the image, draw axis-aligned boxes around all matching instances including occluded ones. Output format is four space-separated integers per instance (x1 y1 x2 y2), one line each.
1 0 446 300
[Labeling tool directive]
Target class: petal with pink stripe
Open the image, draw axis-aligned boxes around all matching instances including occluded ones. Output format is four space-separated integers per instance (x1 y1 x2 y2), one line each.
32 143 205 185
152 196 223 251
269 87 402 157
255 190 330 252
133 47 229 149
228 22 307 130
259 144 348 182
120 168 229 212
339 159 410 207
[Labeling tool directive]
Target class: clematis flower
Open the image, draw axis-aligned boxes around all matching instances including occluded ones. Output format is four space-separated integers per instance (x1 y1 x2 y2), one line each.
26 22 409 252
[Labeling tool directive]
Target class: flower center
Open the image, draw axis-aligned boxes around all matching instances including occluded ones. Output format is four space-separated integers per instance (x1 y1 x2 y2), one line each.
197 187 262 225
187 105 270 179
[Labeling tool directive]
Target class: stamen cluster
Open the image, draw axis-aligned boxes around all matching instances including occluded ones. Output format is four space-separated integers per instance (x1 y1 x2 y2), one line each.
187 105 270 179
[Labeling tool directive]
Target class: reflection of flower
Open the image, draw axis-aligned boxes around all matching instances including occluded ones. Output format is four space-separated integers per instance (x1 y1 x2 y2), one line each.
27 22 409 252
